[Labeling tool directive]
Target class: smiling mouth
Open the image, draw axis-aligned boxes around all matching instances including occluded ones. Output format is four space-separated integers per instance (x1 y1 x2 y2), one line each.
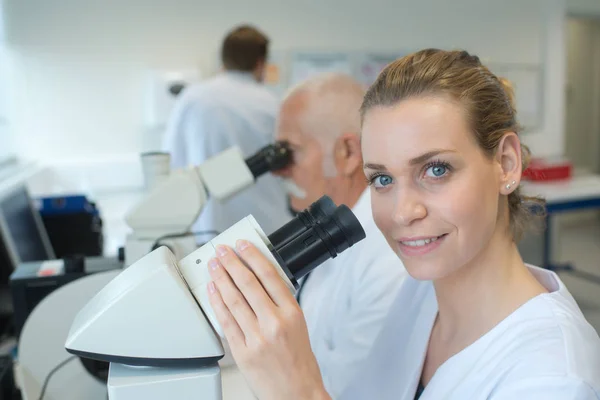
399 234 448 247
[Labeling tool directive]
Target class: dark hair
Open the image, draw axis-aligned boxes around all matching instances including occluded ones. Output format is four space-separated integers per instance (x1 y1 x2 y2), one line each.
220 25 269 72
360 49 545 241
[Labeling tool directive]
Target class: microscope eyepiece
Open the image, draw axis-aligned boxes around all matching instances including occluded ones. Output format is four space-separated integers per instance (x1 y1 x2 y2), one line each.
268 195 366 284
245 141 292 178
268 195 336 249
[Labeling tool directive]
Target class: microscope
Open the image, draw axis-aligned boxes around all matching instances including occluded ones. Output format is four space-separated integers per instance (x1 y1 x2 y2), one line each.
124 142 292 266
65 195 366 399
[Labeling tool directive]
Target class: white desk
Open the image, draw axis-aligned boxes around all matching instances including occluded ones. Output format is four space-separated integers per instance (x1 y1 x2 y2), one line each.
521 174 600 284
522 174 600 204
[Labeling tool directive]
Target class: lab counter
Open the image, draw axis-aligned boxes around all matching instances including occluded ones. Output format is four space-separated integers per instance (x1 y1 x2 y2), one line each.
520 174 600 284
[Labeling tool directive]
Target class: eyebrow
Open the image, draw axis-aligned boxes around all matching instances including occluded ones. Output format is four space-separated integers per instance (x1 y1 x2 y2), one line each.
363 149 456 171
363 162 388 171
409 150 455 166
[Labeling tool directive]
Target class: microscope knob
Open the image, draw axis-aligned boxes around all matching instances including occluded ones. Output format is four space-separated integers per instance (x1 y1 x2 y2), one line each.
117 247 125 262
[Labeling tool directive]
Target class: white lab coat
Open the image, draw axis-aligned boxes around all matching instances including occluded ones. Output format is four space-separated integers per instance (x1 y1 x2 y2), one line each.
339 265 600 400
162 71 291 236
298 189 408 398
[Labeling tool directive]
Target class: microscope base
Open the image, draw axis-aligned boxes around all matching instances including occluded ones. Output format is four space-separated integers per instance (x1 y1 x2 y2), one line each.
108 363 222 400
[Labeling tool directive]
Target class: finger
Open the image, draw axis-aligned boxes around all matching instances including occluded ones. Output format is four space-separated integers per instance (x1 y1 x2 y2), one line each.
207 281 246 348
208 256 260 335
214 245 278 319
235 240 297 308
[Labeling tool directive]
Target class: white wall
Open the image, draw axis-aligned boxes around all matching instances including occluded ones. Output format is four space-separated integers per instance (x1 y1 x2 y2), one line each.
4 0 566 163
0 45 15 162
0 1 12 162
0 124 13 162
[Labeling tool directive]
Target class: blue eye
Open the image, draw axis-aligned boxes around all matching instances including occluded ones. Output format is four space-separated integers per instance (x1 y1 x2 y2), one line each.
373 175 393 188
425 163 449 178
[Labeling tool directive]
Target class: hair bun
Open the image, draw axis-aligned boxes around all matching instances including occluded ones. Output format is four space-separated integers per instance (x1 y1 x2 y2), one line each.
458 51 481 66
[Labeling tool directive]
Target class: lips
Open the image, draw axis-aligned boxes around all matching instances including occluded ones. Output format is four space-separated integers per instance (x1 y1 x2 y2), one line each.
399 235 445 247
396 234 448 256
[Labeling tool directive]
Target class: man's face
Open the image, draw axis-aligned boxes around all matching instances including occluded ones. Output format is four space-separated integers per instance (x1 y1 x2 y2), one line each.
274 96 336 211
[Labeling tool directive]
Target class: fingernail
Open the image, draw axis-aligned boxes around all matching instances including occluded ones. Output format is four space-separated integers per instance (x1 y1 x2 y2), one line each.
208 281 216 294
208 258 219 271
216 245 228 257
237 239 250 252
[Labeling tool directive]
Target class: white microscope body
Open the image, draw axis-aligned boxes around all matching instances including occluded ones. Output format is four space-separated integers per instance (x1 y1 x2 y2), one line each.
65 196 366 399
124 142 291 266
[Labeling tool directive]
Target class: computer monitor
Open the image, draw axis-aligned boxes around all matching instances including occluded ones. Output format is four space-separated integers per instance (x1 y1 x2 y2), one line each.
0 184 55 271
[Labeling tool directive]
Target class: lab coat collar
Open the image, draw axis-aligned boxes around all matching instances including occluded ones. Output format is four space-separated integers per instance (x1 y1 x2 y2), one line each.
341 279 438 400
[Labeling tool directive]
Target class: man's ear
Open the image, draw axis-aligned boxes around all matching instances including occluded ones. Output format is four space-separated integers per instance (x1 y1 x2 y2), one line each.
334 133 362 176
496 132 522 195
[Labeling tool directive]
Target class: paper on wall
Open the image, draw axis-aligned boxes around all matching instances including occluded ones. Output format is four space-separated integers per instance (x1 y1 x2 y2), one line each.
354 53 407 88
289 52 353 87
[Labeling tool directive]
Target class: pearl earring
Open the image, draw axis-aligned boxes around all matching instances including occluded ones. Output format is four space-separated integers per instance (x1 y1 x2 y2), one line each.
505 184 511 190
511 180 517 186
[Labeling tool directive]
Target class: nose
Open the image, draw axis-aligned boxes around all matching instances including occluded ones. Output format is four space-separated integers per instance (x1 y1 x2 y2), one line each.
391 187 427 226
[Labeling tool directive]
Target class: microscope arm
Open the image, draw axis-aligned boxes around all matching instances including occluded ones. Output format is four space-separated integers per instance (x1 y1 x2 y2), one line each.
125 147 256 238
123 147 257 265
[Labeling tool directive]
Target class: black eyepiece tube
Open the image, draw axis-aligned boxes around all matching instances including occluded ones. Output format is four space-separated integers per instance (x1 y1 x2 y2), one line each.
268 196 337 251
268 196 366 283
245 141 292 179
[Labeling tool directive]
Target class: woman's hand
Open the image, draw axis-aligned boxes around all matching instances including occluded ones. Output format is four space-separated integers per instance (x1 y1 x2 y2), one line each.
207 239 331 400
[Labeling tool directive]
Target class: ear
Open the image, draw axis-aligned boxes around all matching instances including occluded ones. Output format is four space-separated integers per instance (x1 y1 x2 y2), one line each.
496 132 522 195
334 133 363 176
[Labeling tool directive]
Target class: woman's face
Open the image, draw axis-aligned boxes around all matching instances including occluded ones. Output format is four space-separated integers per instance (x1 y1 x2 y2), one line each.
361 97 505 281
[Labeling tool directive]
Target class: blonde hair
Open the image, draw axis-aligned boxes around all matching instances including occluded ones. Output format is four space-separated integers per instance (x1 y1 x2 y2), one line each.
360 49 544 240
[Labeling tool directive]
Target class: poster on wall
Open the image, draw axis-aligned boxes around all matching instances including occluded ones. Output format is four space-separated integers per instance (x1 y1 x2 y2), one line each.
354 52 407 88
289 52 353 87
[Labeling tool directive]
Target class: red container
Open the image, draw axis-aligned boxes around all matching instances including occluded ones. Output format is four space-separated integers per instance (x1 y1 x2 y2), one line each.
522 157 572 182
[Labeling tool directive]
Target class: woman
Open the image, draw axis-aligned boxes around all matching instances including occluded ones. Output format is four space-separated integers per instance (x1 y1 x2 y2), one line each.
205 49 600 399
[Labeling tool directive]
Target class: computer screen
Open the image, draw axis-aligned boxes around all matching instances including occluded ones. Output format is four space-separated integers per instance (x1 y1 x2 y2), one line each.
0 185 55 268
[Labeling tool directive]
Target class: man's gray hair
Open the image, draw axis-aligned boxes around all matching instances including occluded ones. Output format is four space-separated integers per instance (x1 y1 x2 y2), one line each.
284 73 366 175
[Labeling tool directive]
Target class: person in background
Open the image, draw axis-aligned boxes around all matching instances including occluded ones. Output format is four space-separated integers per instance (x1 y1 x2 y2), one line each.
269 72 407 397
162 24 290 236
205 49 600 399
